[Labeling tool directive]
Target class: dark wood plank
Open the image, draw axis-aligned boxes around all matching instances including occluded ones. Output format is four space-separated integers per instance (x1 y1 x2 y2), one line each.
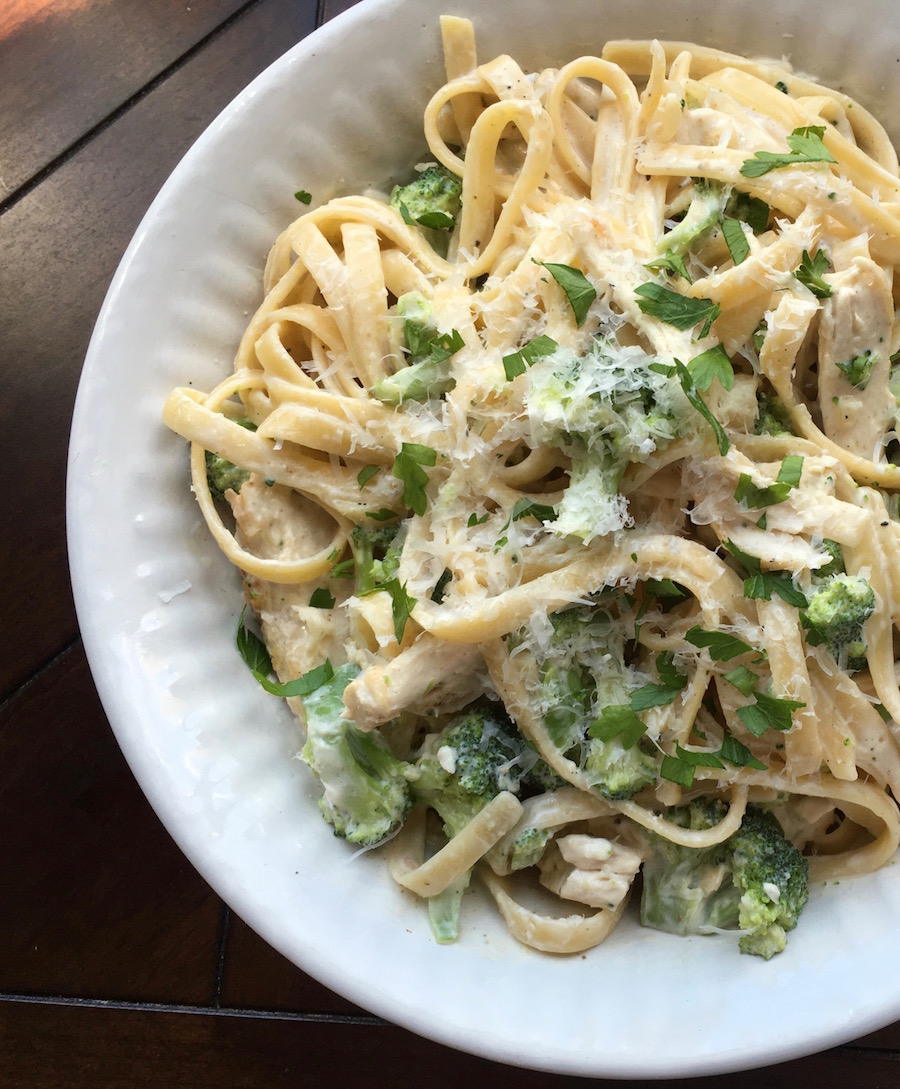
0 644 222 1003
0 0 318 700
320 0 365 21
1 999 899 1089
219 914 365 1017
0 0 251 198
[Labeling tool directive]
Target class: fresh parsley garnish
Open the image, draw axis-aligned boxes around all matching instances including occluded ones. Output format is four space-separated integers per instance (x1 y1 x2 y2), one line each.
835 349 875 389
502 334 558 380
661 735 766 786
309 587 336 609
725 191 770 233
650 360 730 454
686 343 734 392
794 248 832 298
644 251 692 283
644 578 690 602
365 508 398 522
405 323 465 364
357 465 380 488
236 607 335 696
737 692 806 736
392 442 437 516
294 189 312 204
740 125 836 178
508 497 557 525
430 568 452 603
660 750 709 787
494 497 556 550
397 201 455 231
685 625 756 661
718 733 768 769
723 664 760 697
630 653 689 710
721 218 750 265
723 540 806 609
534 261 597 327
588 705 647 748
733 455 804 508
381 577 417 644
742 572 808 608
635 283 721 337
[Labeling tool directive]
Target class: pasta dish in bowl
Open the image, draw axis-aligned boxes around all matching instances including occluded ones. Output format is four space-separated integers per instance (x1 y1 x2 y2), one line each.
69 0 900 1075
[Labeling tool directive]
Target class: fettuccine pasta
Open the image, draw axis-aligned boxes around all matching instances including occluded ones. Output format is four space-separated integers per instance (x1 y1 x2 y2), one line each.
164 17 900 958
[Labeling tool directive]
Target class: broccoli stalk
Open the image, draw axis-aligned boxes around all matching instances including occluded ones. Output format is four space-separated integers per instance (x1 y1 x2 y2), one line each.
803 572 876 671
658 179 727 258
299 663 413 847
525 342 687 542
370 292 463 405
524 605 658 801
427 874 469 944
349 523 402 595
640 800 809 959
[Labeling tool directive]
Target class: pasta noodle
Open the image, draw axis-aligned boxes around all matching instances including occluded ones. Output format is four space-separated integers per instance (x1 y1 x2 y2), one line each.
164 17 900 958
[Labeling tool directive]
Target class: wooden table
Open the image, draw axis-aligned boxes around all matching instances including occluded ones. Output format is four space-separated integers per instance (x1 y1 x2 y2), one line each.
3 1 900 1084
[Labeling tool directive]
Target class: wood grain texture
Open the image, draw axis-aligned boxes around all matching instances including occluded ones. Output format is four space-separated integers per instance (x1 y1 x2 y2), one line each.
0 0 317 699
0 0 251 199
0 645 222 1003
3 999 898 1089
219 915 366 1017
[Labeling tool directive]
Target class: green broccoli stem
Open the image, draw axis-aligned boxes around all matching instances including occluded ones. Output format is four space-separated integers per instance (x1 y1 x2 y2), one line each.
300 663 413 847
427 872 470 944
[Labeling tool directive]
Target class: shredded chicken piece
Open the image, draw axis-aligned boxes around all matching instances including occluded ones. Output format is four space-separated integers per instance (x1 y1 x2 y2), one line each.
231 477 350 693
342 635 486 730
817 257 895 460
538 833 645 910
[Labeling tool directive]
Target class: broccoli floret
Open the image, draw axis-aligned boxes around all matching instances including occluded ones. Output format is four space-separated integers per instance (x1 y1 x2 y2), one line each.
730 806 810 958
390 164 462 230
349 523 402 595
754 392 795 436
299 663 414 847
411 702 544 837
640 801 809 959
525 342 689 542
507 825 554 871
523 604 658 801
205 418 257 499
804 572 875 671
658 179 727 257
410 701 558 942
583 739 659 802
814 539 845 581
370 292 462 404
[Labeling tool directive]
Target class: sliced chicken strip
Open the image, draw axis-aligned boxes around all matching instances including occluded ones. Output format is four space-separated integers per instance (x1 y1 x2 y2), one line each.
538 833 646 910
231 477 351 698
342 634 486 730
818 257 895 460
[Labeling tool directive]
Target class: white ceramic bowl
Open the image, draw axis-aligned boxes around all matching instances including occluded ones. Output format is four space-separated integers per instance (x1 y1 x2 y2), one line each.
68 0 900 1076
